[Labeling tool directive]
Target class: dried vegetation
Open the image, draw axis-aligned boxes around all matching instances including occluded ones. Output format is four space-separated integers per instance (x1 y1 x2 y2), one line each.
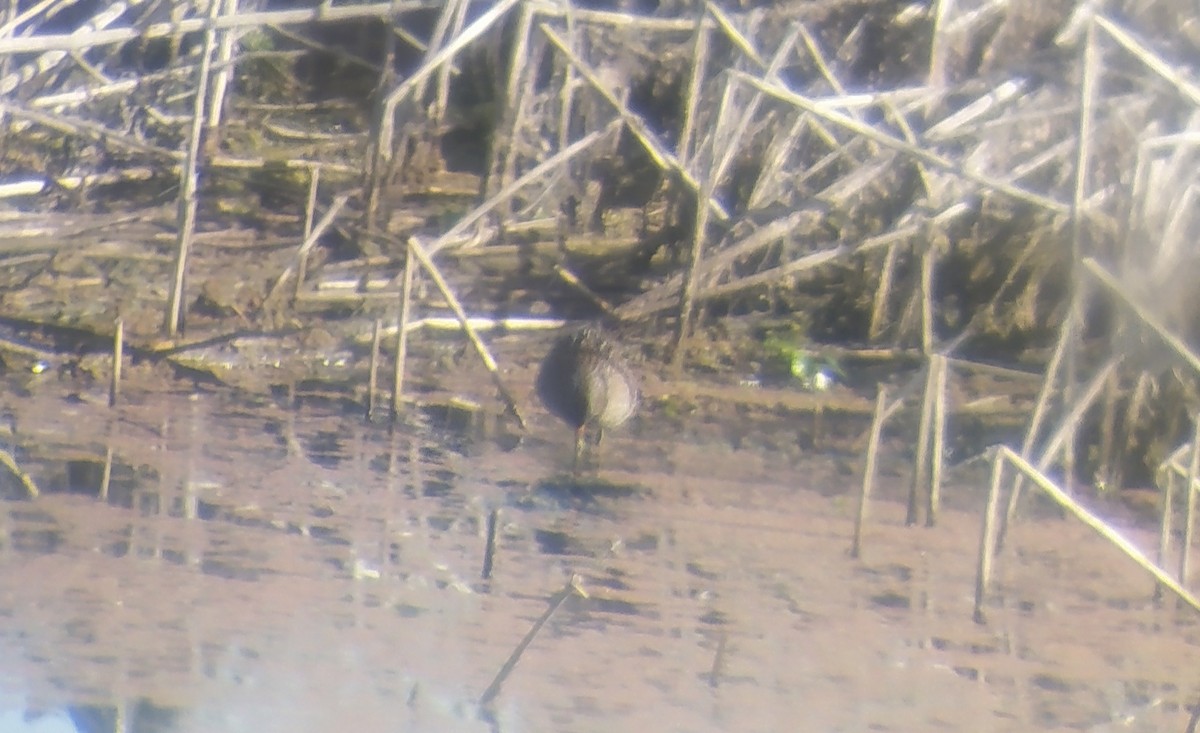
0 0 1199 492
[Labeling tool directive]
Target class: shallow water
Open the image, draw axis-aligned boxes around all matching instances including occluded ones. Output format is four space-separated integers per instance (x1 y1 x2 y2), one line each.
0 373 1197 733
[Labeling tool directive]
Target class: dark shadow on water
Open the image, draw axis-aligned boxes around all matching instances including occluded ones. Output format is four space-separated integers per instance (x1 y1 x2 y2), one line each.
511 475 644 514
66 698 180 733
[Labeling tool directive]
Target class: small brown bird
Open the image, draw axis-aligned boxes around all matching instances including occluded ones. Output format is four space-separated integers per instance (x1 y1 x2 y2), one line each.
536 326 639 469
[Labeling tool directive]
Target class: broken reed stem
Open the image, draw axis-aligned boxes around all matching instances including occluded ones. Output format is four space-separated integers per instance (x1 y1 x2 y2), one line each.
406 121 617 269
555 5 577 154
677 15 709 166
494 2 535 201
407 236 527 430
393 254 416 418
165 0 222 336
735 72 1069 214
672 76 732 366
1182 419 1200 586
361 12 397 234
482 508 499 580
478 576 587 709
997 447 1200 615
1064 18 1097 497
997 306 1078 550
205 0 240 144
908 359 938 525
927 354 947 527
973 447 1005 624
1083 257 1200 378
852 385 888 559
99 445 113 502
373 0 522 222
109 318 123 408
553 265 617 316
435 0 470 124
539 23 729 222
1031 357 1120 474
868 243 898 341
266 192 351 303
367 318 381 420
919 240 935 354
296 165 320 298
0 446 38 499
1158 469 1177 602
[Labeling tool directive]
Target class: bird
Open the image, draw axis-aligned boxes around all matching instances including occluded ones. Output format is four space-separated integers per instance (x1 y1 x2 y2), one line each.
535 325 639 470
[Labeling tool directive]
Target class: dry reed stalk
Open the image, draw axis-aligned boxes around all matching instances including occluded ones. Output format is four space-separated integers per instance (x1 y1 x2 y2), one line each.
673 65 741 365
434 0 470 125
367 318 382 420
997 447 1200 615
555 3 577 156
357 316 566 344
0 2 403 56
375 123 618 289
99 445 113 503
907 359 938 525
1084 257 1200 376
369 0 521 224
0 445 38 499
265 192 352 304
703 1 763 66
919 239 935 354
478 576 588 709
428 121 619 260
539 23 730 222
999 346 1114 546
406 236 527 430
109 318 123 408
997 305 1078 551
735 72 1070 214
1183 421 1200 586
296 166 320 298
1157 470 1177 602
703 209 932 302
927 354 948 527
973 447 1005 624
205 0 242 146
1057 18 1101 497
1096 369 1118 490
0 1 126 95
868 243 898 340
490 1 534 200
851 385 888 559
166 0 222 337
1091 14 1200 107
746 113 808 209
677 14 710 167
553 265 617 317
538 5 702 31
362 8 398 233
708 20 800 177
0 102 180 161
393 252 416 417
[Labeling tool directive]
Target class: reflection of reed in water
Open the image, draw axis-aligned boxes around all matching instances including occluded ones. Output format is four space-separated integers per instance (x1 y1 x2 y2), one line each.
535 326 638 469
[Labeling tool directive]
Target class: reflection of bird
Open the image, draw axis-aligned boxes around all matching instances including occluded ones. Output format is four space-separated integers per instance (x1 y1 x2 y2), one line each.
536 326 639 469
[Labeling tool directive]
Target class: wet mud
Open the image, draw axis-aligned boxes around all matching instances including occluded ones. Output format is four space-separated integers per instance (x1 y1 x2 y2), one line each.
0 344 1196 733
